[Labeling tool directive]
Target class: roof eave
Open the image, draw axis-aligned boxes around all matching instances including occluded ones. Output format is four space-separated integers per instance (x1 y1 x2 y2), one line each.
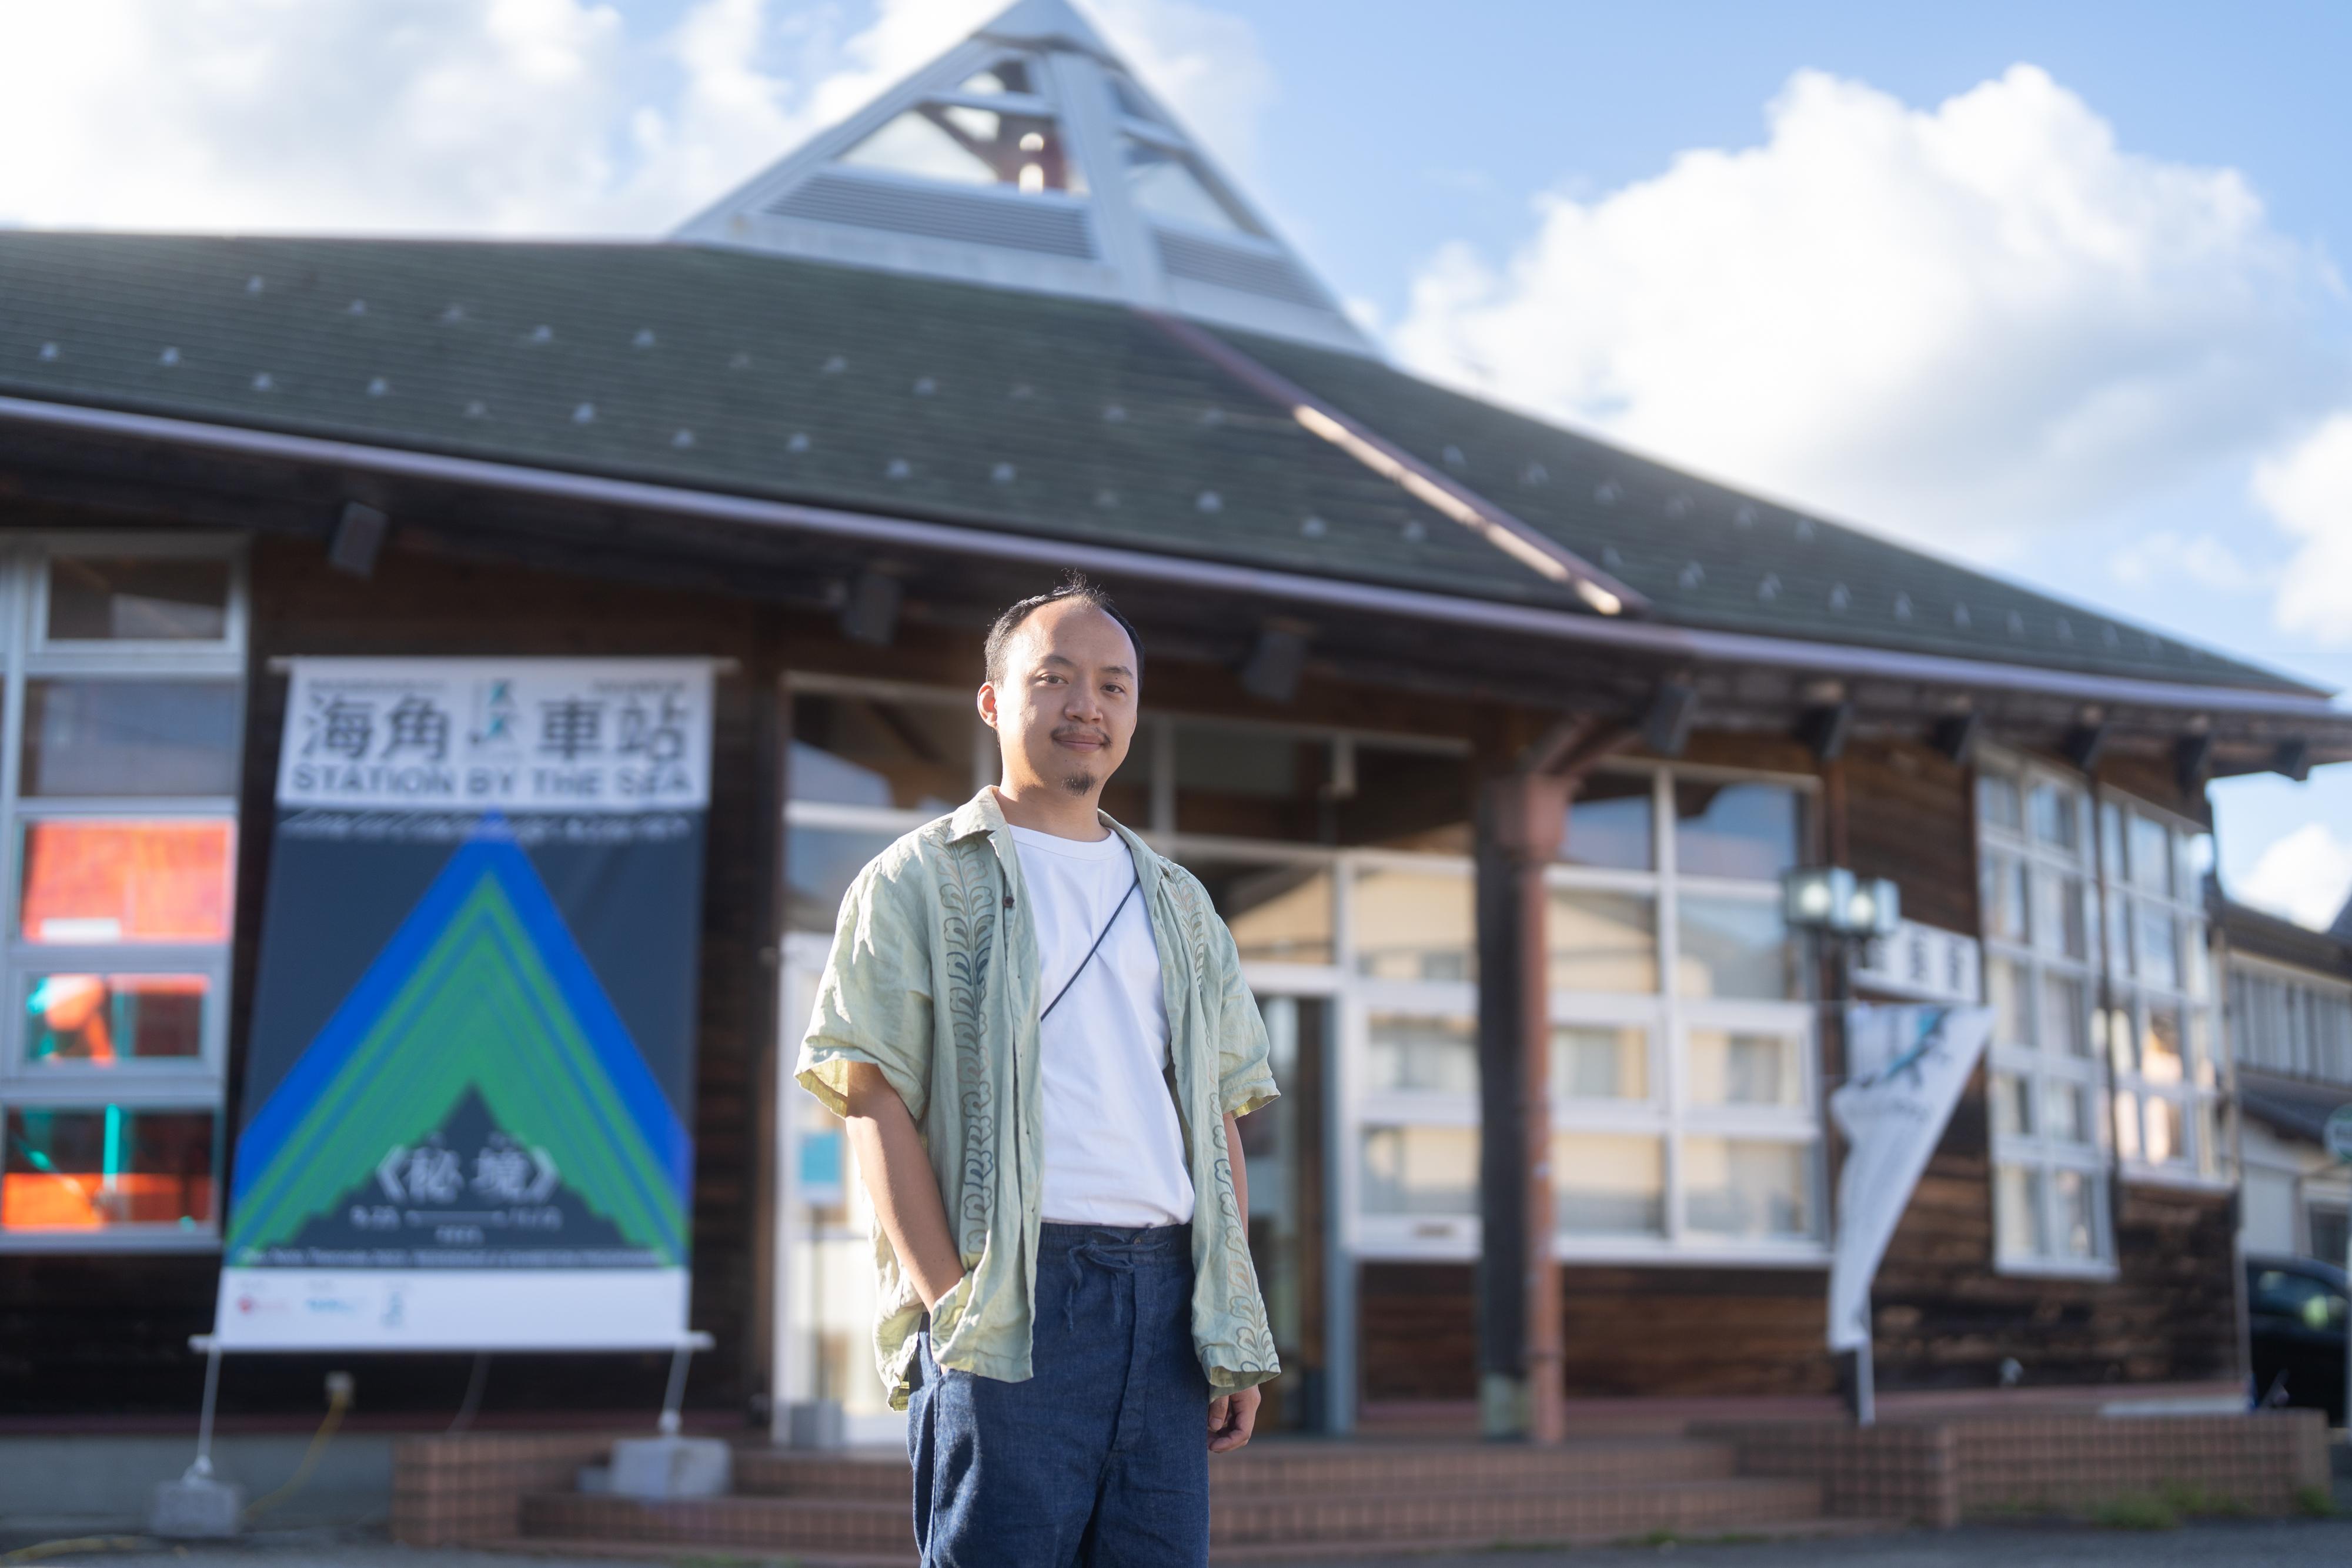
0 389 2343 736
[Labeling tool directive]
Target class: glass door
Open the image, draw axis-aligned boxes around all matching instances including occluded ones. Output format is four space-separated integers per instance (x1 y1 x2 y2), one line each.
1238 991 1333 1432
773 931 901 1446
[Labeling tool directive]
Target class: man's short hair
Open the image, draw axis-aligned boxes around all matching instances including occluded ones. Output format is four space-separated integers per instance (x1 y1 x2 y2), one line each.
983 574 1145 687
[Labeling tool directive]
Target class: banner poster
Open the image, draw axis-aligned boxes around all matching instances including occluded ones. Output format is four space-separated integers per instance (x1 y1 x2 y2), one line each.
213 658 713 1350
1826 1003 1994 1353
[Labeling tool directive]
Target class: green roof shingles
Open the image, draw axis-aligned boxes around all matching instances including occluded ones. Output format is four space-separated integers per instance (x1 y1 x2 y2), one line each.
0 234 1580 615
0 231 2311 696
1233 330 2299 693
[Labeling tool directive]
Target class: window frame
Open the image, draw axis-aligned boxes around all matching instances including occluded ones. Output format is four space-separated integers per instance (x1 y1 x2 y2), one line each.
2229 952 2352 1086
0 534 246 1254
1546 762 1826 1266
1975 747 2117 1279
2097 790 2226 1190
30 533 249 664
781 676 1490 1263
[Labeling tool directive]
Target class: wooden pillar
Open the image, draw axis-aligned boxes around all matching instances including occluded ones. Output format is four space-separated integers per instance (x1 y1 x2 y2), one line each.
1474 771 1567 1442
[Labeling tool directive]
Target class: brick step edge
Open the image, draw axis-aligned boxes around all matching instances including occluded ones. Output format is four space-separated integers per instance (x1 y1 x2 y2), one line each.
534 1476 1807 1520
736 1466 1746 1503
1210 1513 1908 1562
461 1517 1907 1568
736 1446 1745 1499
1209 1478 1825 1546
486 1537 913 1568
523 1477 1823 1552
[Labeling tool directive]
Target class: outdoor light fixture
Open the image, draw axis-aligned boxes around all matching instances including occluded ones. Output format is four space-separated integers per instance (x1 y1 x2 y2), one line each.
1781 866 1900 937
1843 876 1902 938
1782 865 1853 930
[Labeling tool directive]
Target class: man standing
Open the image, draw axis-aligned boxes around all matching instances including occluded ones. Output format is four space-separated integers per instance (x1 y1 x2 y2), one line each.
797 576 1279 1566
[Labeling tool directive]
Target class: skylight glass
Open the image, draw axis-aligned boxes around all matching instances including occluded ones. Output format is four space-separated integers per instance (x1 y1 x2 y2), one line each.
957 57 1036 96
1108 75 1162 124
1122 138 1254 233
841 105 1085 194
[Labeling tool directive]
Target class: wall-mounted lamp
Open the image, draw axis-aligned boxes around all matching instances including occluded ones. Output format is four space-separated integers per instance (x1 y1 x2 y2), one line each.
1782 866 1900 938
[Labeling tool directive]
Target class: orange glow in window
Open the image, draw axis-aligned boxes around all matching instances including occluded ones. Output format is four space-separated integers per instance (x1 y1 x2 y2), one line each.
20 820 233 943
0 1172 215 1229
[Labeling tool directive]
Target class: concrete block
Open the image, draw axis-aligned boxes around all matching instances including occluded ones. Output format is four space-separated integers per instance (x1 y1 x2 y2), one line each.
784 1399 846 1450
609 1437 730 1500
149 1473 245 1538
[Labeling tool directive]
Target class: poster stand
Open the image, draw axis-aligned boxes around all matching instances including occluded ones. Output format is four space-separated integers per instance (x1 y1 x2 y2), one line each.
158 660 726 1534
166 1329 719 1533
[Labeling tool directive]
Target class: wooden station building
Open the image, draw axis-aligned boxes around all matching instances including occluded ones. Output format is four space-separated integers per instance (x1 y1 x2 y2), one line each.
4 0 2349 1442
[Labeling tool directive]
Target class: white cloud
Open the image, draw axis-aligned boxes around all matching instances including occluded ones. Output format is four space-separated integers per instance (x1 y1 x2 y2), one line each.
2236 821 2352 931
2254 412 2352 647
0 0 637 233
1393 65 2345 561
0 0 1270 236
2107 529 2269 594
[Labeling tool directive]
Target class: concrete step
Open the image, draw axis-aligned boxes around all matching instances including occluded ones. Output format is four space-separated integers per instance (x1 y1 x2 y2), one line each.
733 1449 911 1502
1210 1475 1825 1547
1211 1512 1905 1562
522 1493 909 1556
1203 1438 1744 1495
733 1437 1741 1501
483 1539 910 1568
522 1472 1825 1554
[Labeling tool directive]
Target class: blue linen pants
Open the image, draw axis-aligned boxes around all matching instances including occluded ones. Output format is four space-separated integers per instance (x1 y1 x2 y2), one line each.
908 1221 1210 1567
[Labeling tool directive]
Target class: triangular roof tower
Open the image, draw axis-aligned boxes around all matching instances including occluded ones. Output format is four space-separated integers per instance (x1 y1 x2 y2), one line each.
673 0 1369 355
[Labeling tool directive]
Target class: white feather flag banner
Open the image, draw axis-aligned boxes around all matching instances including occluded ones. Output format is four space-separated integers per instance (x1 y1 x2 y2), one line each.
1828 1004 1995 1352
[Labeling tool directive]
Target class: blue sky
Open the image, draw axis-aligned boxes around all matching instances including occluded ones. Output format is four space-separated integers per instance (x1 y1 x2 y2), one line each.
1214 1 2352 920
3 0 2347 921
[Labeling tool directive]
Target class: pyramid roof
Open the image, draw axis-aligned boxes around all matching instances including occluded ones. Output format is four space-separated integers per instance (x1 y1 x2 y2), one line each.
673 0 1368 355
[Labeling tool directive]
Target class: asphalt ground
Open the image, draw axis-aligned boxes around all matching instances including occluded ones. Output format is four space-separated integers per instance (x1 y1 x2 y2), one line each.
9 1517 2352 1568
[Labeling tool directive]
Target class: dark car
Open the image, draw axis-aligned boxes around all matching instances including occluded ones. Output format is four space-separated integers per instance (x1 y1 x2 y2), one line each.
2247 1253 2348 1423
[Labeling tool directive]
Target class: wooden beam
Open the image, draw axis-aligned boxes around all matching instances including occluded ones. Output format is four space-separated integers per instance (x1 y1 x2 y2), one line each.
1799 701 1855 763
1549 721 1641 784
1642 681 1698 758
2063 720 2109 774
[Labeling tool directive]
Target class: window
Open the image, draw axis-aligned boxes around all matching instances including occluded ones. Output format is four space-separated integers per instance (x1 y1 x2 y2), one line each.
1975 750 2112 1273
1121 137 1255 234
1106 73 1164 126
837 56 1085 196
1 538 243 1251
837 102 1082 196
2229 959 2352 1086
1548 764 1821 1259
781 678 1484 1272
2310 1205 2350 1268
2250 1266 2348 1334
2100 795 2222 1183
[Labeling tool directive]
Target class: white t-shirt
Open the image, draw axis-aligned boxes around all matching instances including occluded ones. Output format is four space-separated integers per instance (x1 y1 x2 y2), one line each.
1009 823 1196 1228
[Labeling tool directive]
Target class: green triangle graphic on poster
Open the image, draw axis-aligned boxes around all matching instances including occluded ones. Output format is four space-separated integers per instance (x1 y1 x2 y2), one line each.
226 833 686 1265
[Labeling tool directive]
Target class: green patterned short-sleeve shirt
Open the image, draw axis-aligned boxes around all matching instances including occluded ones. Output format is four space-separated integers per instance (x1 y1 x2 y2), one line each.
796 788 1281 1409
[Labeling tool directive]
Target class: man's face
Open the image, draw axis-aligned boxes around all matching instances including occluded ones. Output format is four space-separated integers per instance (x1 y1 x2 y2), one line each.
980 600 1139 800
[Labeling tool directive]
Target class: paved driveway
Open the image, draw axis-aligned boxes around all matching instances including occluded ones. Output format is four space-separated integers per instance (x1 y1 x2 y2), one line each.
11 1518 2351 1568
1401 1516 2352 1567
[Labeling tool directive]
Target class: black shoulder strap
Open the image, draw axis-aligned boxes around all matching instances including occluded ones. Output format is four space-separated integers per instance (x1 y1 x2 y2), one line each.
1038 872 1141 1022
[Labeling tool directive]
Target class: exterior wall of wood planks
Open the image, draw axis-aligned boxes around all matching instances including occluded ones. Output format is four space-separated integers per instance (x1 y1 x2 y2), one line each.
0 509 2249 1423
1873 1110 2241 1389
1361 731 2240 1410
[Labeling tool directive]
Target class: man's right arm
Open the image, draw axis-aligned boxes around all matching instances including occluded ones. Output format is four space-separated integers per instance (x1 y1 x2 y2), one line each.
841 1061 966 1310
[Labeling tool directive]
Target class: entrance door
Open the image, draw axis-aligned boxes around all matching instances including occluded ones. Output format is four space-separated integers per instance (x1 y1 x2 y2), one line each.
1237 992 1333 1432
773 931 903 1445
773 961 1345 1442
